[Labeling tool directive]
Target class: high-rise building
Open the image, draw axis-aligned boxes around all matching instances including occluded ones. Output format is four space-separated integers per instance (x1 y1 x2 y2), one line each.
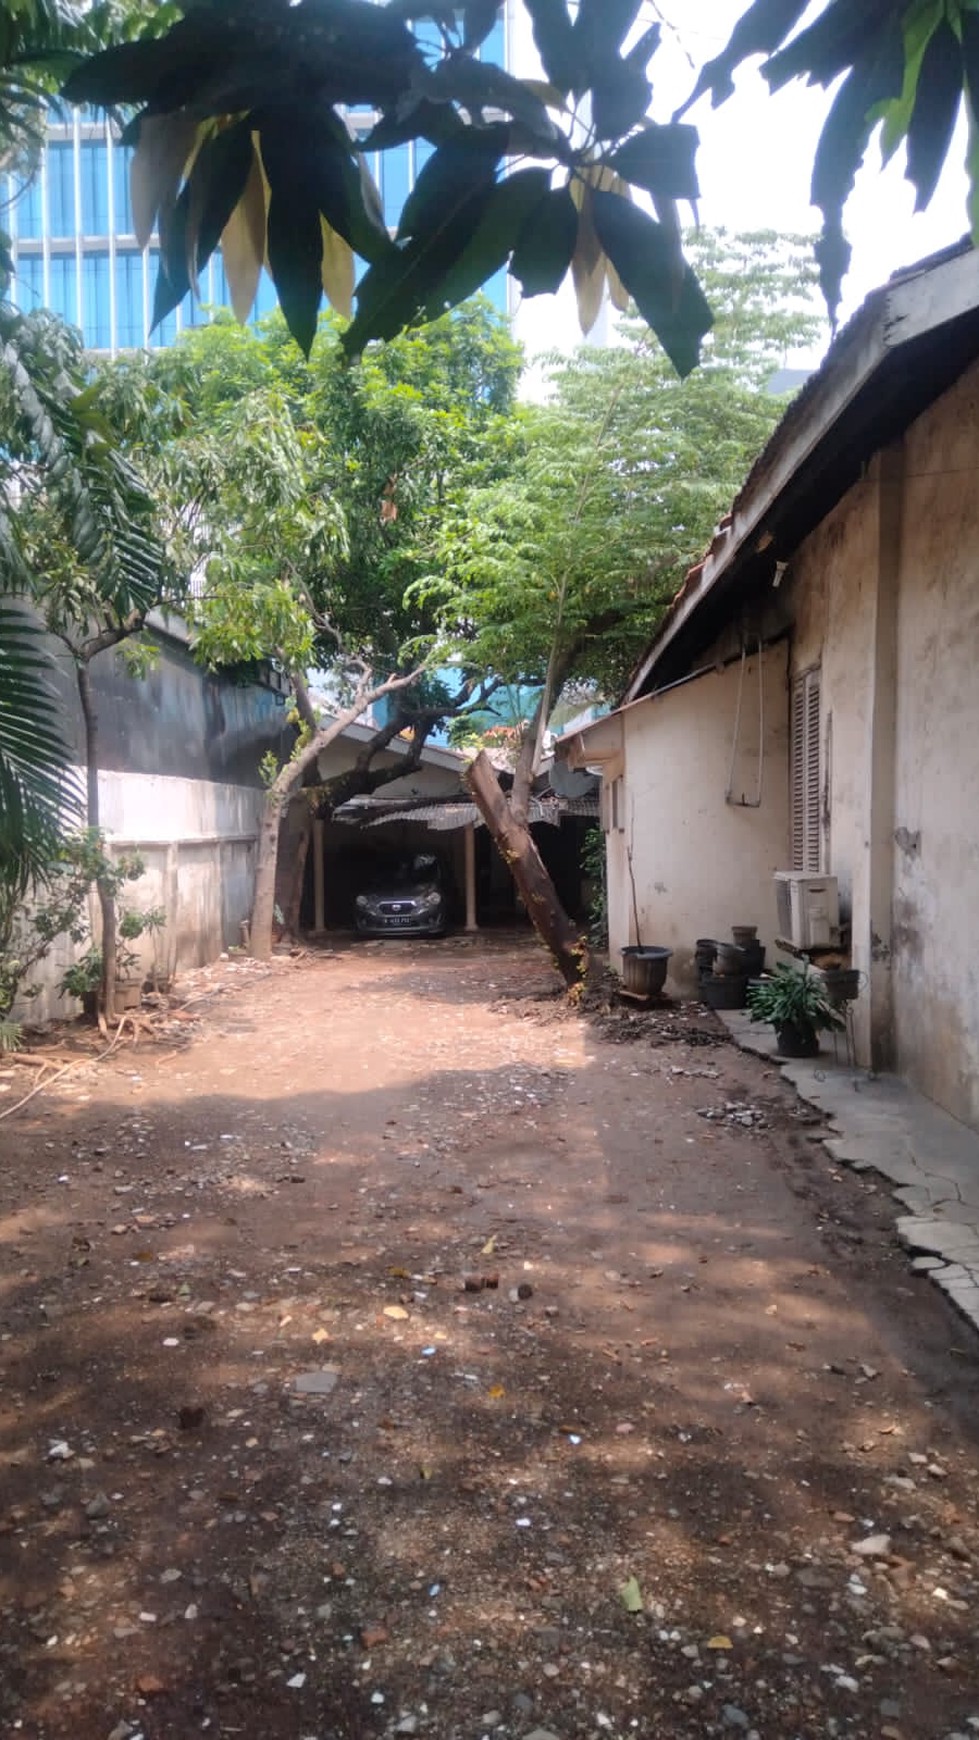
4 8 510 354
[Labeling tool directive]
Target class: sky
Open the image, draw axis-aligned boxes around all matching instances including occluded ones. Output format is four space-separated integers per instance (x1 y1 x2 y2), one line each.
509 0 972 371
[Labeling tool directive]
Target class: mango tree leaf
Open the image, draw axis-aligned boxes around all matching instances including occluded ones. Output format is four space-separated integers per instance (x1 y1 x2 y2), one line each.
220 146 267 322
905 18 962 210
152 185 191 329
591 188 713 376
569 175 607 335
62 14 226 108
320 218 355 319
511 184 578 296
808 24 905 319
267 188 324 357
879 0 945 163
619 1575 643 1613
346 166 550 354
398 131 506 240
573 0 643 68
130 112 200 248
461 0 503 52
523 0 577 93
186 118 256 284
423 56 559 143
590 52 651 139
361 97 466 151
258 108 391 267
676 0 808 114
609 122 700 202
764 0 893 90
427 166 551 309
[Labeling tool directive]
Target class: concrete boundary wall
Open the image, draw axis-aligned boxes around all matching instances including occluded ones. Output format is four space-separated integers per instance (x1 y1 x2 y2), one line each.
13 769 263 1025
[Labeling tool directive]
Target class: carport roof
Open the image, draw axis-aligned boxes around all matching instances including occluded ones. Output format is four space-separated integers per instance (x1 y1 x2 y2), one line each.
334 794 599 830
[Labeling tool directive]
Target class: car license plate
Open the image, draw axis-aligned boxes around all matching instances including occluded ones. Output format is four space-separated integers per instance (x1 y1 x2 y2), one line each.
386 915 414 927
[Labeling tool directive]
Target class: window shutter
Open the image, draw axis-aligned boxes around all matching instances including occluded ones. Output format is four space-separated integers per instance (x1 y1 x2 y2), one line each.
790 668 821 872
804 671 821 872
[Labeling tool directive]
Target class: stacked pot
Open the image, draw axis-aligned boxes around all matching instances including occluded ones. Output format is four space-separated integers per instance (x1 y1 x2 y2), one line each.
696 926 765 1010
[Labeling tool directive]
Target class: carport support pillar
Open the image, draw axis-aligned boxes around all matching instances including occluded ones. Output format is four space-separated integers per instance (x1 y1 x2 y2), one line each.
312 818 326 934
464 824 477 931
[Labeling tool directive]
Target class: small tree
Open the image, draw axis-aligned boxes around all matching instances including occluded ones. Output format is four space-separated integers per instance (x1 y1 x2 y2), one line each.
3 310 170 1017
102 302 522 957
427 232 823 983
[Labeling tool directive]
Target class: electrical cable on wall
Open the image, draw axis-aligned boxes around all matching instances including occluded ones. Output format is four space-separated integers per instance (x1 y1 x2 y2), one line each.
725 636 765 808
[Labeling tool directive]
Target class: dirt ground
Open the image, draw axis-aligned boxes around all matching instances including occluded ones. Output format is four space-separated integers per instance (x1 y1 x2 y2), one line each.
2 936 979 1740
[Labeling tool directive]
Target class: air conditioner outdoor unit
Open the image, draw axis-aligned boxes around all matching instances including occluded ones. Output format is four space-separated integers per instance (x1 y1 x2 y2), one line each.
774 872 840 950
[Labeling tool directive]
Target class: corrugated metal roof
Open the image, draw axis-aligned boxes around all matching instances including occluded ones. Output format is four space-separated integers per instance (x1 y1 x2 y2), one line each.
335 794 599 831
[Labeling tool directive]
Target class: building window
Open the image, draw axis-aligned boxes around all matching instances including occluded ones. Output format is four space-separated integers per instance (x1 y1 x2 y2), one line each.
791 666 821 872
47 142 75 236
81 140 109 234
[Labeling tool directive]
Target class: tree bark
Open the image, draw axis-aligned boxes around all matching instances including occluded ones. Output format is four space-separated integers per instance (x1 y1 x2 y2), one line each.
283 802 312 938
249 668 422 960
75 658 117 1022
466 751 588 990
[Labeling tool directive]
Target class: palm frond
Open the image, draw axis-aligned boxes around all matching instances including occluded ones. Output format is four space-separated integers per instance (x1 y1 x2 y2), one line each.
0 600 80 888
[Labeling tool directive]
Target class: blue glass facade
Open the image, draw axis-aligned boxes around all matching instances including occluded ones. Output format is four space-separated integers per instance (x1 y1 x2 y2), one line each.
4 7 512 354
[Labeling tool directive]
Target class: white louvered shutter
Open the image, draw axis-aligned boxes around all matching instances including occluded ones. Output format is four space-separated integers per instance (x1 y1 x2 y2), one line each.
791 668 821 872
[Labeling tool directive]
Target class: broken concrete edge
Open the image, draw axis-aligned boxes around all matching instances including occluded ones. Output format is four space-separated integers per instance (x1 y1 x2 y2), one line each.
715 1009 979 1340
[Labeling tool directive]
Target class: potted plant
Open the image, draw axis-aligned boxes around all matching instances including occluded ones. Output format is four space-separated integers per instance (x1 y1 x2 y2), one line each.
746 964 844 1057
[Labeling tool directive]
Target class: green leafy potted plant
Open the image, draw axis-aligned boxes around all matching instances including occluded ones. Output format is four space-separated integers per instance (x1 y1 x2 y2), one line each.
746 964 844 1058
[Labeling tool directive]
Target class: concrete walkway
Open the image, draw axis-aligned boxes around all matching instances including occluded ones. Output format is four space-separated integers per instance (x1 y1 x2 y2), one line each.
721 1008 979 1334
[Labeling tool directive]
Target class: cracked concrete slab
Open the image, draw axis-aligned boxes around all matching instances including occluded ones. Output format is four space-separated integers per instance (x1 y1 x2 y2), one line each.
719 1007 979 1338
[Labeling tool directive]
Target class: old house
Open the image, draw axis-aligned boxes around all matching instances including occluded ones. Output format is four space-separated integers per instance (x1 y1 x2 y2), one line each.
564 241 979 1132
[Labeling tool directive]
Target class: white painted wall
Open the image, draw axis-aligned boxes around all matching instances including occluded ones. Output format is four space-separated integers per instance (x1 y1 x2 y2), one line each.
14 769 263 1025
607 644 790 990
784 464 881 1052
890 362 979 1126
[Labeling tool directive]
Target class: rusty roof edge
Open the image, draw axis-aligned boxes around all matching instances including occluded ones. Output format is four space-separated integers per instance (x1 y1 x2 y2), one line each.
621 239 979 705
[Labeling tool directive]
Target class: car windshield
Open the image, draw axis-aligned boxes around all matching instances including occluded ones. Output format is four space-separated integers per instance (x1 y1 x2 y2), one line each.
369 856 439 889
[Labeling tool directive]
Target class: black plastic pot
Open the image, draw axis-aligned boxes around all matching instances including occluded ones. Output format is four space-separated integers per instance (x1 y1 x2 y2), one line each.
816 968 860 1006
700 972 748 1010
714 942 746 977
775 1019 820 1058
741 942 766 977
694 938 718 975
621 945 672 997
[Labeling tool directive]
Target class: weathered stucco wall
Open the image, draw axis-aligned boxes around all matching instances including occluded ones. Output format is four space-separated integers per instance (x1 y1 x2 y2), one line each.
889 362 979 1125
15 773 264 1026
783 469 879 931
608 644 789 990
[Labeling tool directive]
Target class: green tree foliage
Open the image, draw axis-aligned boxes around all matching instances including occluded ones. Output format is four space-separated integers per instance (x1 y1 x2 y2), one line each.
0 0 176 892
102 297 522 702
0 304 166 887
63 1 979 364
426 230 822 712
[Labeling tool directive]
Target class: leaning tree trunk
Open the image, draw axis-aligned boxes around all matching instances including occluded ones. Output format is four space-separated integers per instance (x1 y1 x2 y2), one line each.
76 660 116 1022
283 803 312 940
466 751 588 990
249 670 423 961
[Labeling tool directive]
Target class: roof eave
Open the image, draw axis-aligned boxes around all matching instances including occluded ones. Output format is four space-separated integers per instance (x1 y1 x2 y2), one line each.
623 241 979 702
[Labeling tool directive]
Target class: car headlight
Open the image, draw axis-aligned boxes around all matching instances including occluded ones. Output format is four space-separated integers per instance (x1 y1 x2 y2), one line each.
355 894 370 910
419 889 441 910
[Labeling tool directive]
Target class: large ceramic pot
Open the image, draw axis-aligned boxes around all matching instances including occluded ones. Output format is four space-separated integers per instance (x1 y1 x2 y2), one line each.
620 946 672 997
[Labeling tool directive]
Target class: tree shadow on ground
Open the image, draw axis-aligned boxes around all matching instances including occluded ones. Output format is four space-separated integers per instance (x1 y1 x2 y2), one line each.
2 1042 979 1738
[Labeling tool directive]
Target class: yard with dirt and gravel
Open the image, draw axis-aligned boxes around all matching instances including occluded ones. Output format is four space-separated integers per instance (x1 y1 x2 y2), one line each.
2 935 979 1740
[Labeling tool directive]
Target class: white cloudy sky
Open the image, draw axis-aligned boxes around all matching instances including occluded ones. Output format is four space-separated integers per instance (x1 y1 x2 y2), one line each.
510 0 971 367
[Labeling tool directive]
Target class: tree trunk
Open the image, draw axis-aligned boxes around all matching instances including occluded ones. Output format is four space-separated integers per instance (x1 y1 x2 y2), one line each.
284 803 312 938
248 668 423 960
76 659 116 1022
250 788 287 962
466 751 588 990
